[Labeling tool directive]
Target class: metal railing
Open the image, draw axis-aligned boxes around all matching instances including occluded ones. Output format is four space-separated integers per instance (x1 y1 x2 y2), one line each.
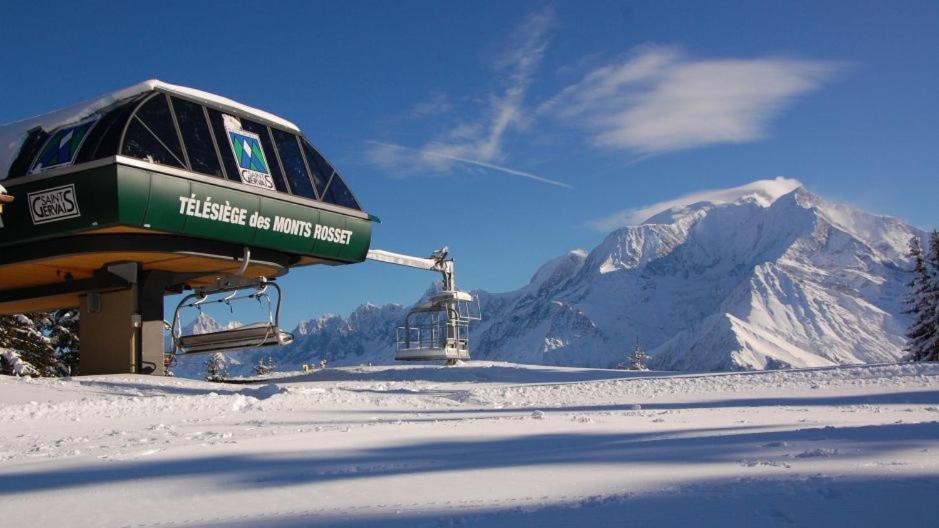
395 319 470 352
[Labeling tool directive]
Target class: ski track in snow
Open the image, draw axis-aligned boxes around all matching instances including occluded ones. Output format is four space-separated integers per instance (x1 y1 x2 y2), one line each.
1 361 938 527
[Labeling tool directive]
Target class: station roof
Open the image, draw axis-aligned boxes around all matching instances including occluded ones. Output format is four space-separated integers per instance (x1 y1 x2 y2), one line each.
0 80 360 211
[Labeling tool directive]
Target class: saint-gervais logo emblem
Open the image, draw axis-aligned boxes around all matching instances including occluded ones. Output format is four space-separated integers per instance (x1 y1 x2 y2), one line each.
28 184 81 224
222 115 275 191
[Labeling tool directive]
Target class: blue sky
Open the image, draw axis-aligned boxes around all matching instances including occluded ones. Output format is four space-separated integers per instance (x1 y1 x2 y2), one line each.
2 1 937 328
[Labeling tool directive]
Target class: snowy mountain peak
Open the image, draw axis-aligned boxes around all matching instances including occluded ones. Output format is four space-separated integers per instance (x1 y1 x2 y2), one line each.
526 250 588 290
638 177 803 225
174 179 922 377
184 312 242 335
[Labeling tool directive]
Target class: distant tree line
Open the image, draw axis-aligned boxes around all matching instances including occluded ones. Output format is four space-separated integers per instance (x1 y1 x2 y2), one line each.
0 310 79 376
905 231 939 362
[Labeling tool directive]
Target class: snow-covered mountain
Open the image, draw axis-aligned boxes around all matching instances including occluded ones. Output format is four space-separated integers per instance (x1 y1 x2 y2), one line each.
174 179 923 376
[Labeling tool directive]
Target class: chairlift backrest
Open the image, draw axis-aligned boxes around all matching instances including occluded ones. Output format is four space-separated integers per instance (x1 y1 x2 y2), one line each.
168 279 293 360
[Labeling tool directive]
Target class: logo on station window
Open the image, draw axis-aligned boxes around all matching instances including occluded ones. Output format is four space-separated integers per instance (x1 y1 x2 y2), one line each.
27 184 81 224
223 116 275 191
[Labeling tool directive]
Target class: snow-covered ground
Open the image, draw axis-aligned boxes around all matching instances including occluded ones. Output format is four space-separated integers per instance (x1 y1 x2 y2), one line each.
2 361 938 527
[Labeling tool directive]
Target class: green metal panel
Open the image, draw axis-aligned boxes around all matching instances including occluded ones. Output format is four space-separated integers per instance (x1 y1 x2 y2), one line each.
1 162 373 264
132 167 188 232
115 166 150 225
0 166 120 246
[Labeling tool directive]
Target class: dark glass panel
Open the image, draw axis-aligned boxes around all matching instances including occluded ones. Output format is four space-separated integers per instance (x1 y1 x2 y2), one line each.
132 94 185 165
206 108 240 182
171 97 223 178
240 120 288 193
322 173 361 210
31 119 97 172
271 128 316 199
75 95 143 163
7 128 48 179
121 117 185 168
299 139 331 195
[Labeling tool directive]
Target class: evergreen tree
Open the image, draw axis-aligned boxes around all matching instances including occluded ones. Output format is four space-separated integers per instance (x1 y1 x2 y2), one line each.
0 310 80 376
629 340 649 371
47 309 80 375
0 313 56 375
254 355 276 376
904 235 938 361
0 348 38 376
204 352 228 381
920 231 939 360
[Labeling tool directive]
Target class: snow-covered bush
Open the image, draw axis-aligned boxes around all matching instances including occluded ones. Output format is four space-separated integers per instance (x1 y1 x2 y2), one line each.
0 347 39 376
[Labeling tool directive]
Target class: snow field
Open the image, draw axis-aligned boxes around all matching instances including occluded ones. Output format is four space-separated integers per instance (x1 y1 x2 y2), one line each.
1 361 937 527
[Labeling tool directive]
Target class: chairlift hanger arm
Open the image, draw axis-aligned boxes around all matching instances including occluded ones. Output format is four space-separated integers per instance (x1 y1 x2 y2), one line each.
365 249 440 271
366 247 455 291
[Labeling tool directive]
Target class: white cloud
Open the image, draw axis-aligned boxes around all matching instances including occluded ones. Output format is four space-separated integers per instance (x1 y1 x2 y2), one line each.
409 92 453 118
591 177 803 230
544 46 839 153
366 7 558 185
365 141 572 189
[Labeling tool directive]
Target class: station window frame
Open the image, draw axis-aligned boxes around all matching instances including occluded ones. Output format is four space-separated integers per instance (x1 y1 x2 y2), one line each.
120 93 187 169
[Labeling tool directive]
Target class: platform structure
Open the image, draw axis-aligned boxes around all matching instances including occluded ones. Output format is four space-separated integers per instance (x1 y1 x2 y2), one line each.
366 248 480 364
0 80 375 375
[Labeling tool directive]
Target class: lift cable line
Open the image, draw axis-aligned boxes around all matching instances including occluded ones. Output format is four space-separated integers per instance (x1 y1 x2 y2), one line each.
366 247 481 364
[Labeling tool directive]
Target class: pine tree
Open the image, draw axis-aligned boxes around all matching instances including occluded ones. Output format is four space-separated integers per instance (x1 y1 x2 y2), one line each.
204 352 228 381
0 348 39 376
919 231 939 361
629 340 649 371
0 310 80 376
0 313 56 375
254 355 276 376
904 235 938 361
48 309 80 375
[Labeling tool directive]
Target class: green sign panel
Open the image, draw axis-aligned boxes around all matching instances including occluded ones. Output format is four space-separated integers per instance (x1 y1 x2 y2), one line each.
0 163 373 264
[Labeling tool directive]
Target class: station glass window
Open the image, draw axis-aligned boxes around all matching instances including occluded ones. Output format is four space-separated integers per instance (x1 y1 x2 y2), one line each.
299 139 331 196
171 97 223 178
322 172 361 210
206 108 241 182
31 118 97 173
75 96 143 164
7 128 48 179
271 128 317 199
122 94 186 169
240 120 289 193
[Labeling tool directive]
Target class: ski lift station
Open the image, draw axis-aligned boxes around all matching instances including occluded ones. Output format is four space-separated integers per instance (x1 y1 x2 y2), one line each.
0 80 478 375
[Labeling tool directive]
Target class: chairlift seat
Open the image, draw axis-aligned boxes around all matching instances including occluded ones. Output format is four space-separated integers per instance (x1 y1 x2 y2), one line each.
428 290 474 304
394 344 470 362
177 322 293 354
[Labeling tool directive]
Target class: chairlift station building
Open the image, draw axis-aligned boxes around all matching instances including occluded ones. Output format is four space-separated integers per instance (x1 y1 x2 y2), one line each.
0 81 376 375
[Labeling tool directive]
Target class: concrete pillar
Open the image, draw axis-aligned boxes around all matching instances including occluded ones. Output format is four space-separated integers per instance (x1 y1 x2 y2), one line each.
137 271 168 375
79 288 140 375
78 269 167 376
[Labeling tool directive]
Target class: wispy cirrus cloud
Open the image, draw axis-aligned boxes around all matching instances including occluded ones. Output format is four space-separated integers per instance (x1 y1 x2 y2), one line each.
408 92 453 118
365 140 572 189
365 7 567 188
543 46 841 153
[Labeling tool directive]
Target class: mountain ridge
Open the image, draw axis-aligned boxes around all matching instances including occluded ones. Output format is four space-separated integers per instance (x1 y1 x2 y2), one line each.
173 180 922 377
